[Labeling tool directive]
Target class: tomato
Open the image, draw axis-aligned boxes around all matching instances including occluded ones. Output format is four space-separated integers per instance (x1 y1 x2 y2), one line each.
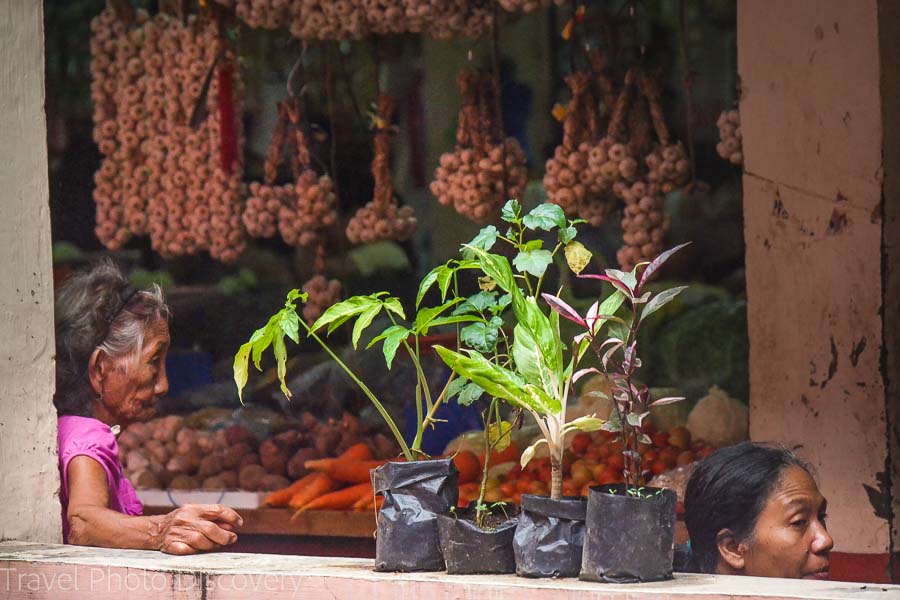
500 481 517 496
562 479 579 496
658 447 678 467
642 421 657 436
570 461 593 486
667 426 692 451
696 446 716 459
597 470 619 485
516 479 532 493
637 442 652 455
591 463 607 481
580 482 593 497
643 449 658 463
676 450 696 467
571 432 592 454
651 432 669 448
651 459 669 475
606 453 625 471
595 443 612 459
528 480 549 496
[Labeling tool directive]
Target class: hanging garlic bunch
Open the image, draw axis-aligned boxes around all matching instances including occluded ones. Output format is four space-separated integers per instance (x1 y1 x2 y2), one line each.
716 109 742 165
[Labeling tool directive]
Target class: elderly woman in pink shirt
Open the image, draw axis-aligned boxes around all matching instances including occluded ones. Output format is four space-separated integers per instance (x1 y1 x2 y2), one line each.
55 260 242 554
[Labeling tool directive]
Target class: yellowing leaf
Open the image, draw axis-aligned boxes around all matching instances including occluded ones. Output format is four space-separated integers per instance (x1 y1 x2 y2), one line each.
565 240 592 274
488 421 513 452
552 102 568 122
478 275 497 292
561 19 574 40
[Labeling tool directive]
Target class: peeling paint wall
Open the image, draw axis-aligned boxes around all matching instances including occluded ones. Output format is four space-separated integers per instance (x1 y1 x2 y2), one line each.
878 0 900 568
739 0 890 554
0 1 60 543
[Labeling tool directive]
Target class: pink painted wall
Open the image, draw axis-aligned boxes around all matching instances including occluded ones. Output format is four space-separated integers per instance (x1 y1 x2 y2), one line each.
739 0 892 555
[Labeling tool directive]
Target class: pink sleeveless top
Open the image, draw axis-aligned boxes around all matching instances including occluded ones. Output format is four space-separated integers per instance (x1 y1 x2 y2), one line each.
58 416 143 542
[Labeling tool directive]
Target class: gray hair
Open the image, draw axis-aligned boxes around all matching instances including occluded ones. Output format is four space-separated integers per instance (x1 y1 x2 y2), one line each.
54 259 170 417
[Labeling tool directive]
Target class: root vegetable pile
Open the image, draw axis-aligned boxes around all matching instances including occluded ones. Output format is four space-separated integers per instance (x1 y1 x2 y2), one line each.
430 70 527 224
346 94 418 244
716 109 743 165
90 8 246 262
119 411 397 493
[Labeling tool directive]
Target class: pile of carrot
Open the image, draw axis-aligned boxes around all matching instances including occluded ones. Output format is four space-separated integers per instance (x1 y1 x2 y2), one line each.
263 442 388 516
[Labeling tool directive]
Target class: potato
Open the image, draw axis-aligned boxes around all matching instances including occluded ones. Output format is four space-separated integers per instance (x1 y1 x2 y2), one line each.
125 422 151 441
196 433 216 453
201 476 227 490
197 453 225 479
258 438 281 458
287 447 320 480
145 440 169 465
166 455 193 475
219 470 238 489
239 453 260 469
224 425 256 447
124 449 150 471
222 442 253 469
259 474 291 491
260 451 287 477
168 475 199 490
176 428 198 445
314 427 341 456
300 411 318 430
238 464 267 491
273 429 301 448
117 430 141 452
130 469 161 489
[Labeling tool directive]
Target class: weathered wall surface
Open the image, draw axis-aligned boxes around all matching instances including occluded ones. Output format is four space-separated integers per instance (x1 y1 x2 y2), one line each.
0 1 60 543
739 0 890 554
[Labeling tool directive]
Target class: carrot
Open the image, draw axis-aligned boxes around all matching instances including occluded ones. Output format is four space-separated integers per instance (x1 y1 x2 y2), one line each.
293 482 373 515
354 494 384 512
337 442 373 461
287 472 336 511
263 472 318 507
303 458 389 483
352 487 378 510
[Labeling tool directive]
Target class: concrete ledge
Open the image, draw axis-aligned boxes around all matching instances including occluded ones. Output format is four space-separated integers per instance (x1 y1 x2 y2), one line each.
0 541 897 600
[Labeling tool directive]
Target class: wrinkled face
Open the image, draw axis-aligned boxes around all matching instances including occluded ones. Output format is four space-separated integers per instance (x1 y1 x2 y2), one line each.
96 318 170 426
741 466 833 580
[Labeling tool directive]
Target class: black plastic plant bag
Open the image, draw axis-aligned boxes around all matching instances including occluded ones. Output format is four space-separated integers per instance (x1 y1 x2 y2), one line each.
371 458 458 572
437 506 519 574
580 484 677 583
513 494 586 578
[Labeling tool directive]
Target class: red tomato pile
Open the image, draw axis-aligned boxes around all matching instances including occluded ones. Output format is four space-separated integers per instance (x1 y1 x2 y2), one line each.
457 424 715 508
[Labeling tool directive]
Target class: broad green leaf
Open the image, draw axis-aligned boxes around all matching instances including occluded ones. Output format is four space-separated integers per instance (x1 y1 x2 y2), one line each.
563 415 605 434
520 438 547 468
608 320 630 344
433 346 530 410
462 226 499 259
458 381 485 406
559 225 577 244
233 341 252 401
453 291 498 315
374 325 409 368
416 265 442 308
250 323 274 370
501 199 522 223
423 315 481 331
512 296 563 382
279 308 300 344
415 297 464 331
382 297 406 320
312 295 370 333
522 239 544 252
564 241 592 274
490 293 512 314
523 383 562 414
513 249 554 278
488 421 513 451
523 203 566 231
466 246 517 293
272 328 290 399
460 318 502 353
641 286 688 320
286 288 305 303
437 265 455 300
351 304 382 350
445 375 469 400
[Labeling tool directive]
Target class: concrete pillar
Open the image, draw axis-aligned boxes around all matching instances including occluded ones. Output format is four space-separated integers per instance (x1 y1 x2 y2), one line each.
0 0 60 542
739 0 897 579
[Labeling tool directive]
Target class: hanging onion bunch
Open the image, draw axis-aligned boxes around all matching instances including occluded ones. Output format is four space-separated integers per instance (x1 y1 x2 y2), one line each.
301 273 342 325
90 7 247 263
716 109 743 165
430 70 526 224
346 94 417 244
616 180 668 271
278 100 339 248
234 0 291 29
243 103 292 238
639 75 691 194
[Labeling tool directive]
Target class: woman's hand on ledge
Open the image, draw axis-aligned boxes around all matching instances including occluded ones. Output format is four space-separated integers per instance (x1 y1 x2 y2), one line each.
153 504 243 555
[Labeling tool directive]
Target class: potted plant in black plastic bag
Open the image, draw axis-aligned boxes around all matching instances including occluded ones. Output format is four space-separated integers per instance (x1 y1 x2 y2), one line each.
434 200 607 578
234 289 476 572
543 242 690 583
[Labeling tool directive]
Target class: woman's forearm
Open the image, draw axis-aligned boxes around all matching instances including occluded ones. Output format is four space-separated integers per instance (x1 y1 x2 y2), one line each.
67 504 165 551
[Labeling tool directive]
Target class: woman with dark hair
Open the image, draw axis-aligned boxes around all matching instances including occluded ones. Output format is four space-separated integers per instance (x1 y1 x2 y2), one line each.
55 260 242 554
683 442 833 579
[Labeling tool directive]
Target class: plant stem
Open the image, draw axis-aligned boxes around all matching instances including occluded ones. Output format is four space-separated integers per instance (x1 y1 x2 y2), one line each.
550 453 563 500
304 325 412 460
476 398 498 529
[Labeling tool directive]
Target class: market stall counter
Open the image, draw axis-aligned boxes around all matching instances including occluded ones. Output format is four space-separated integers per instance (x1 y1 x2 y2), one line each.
1 541 897 600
